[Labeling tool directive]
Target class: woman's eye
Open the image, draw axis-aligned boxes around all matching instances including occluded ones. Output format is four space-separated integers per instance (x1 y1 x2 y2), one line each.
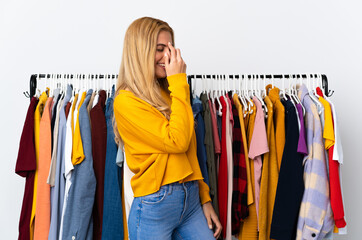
157 49 163 52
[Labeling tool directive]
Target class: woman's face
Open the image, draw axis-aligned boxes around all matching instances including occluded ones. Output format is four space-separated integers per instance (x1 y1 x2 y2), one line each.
155 30 172 79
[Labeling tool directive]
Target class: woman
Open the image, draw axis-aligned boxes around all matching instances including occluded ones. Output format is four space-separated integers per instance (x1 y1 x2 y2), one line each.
113 17 222 239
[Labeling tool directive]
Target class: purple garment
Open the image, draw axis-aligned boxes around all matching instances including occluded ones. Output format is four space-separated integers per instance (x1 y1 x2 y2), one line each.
296 103 308 156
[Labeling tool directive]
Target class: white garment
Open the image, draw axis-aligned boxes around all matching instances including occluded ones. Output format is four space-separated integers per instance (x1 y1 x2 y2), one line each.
92 92 99 108
123 150 135 235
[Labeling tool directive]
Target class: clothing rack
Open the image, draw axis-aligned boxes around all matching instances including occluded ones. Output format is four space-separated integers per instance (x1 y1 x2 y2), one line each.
26 73 333 103
187 73 333 105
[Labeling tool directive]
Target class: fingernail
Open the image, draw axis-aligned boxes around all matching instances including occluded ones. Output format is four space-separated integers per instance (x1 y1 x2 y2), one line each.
209 225 212 229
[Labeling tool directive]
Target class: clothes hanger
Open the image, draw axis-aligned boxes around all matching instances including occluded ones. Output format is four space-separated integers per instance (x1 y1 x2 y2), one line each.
307 74 323 115
281 75 288 101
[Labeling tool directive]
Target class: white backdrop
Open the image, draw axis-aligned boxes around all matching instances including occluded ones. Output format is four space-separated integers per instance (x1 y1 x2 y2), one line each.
1 0 361 239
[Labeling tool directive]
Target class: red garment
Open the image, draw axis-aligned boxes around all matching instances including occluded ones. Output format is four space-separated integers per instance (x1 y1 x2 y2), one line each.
316 87 346 228
90 90 107 239
15 97 38 240
65 101 72 120
218 96 228 239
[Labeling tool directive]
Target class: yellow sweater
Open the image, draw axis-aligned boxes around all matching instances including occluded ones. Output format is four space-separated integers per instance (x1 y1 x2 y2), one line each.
114 73 211 205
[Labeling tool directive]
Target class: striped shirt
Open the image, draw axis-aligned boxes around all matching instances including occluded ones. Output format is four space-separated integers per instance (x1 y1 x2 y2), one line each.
296 85 334 240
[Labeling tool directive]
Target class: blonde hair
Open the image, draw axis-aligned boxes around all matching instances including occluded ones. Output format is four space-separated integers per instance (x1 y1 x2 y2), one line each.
113 16 175 147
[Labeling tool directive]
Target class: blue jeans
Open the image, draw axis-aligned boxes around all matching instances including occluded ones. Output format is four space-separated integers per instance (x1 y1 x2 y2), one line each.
128 181 215 240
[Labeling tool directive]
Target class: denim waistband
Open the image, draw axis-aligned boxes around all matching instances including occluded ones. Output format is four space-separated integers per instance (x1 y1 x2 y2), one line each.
161 180 197 194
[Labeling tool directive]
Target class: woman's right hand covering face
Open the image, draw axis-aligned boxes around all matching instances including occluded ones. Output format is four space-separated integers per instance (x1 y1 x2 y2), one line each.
164 42 187 76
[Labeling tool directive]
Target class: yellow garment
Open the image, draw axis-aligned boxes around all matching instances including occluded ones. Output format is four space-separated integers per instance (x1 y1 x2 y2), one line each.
266 85 285 172
72 92 86 165
238 102 259 240
319 96 335 149
70 93 79 140
114 73 211 204
233 94 253 205
258 96 279 240
31 91 48 240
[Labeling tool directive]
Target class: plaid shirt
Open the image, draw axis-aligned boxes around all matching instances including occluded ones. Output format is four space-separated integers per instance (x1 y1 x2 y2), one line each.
296 85 334 240
230 93 249 234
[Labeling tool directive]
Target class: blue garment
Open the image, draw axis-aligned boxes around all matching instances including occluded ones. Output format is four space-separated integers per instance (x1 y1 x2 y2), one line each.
102 85 124 240
128 181 215 240
48 85 72 239
192 96 210 186
62 89 96 240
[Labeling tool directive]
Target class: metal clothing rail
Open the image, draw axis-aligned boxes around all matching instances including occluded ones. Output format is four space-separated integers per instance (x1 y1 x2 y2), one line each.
26 74 118 100
187 73 333 105
26 73 333 102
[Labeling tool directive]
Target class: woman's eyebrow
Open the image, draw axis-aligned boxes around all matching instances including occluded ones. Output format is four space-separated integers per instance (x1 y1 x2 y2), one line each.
157 44 167 47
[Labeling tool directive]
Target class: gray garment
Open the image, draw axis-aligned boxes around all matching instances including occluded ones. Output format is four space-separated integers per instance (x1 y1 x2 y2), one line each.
200 92 219 217
51 88 61 117
48 85 72 239
47 97 63 186
116 146 124 168
62 89 96 240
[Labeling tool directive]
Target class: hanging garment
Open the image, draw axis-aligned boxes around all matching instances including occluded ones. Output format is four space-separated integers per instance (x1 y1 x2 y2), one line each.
102 86 124 239
270 99 304 240
49 97 66 239
16 97 38 240
231 94 248 235
50 89 61 151
48 85 71 240
192 95 210 186
59 91 76 240
47 92 61 187
266 85 285 172
258 95 278 240
296 85 334 240
87 91 97 116
123 150 134 240
218 95 228 239
238 101 258 240
72 91 86 165
316 90 346 229
113 73 210 205
62 89 96 240
225 93 234 240
33 96 52 239
31 91 48 240
201 93 219 217
296 103 308 156
90 90 107 240
248 96 269 228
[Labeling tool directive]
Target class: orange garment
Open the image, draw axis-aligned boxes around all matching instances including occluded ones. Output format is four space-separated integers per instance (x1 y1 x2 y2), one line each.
258 96 279 240
31 91 48 240
34 97 53 239
238 102 258 240
266 85 285 171
72 92 86 165
122 180 129 240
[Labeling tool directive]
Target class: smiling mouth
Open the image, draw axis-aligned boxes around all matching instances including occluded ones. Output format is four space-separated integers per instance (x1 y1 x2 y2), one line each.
157 63 165 69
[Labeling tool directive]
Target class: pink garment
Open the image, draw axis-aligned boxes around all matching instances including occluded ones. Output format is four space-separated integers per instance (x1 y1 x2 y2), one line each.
209 99 221 154
225 95 234 240
248 97 269 230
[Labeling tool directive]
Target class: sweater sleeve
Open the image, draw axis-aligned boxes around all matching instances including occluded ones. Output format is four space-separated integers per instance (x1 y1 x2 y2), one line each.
114 73 194 154
198 180 211 205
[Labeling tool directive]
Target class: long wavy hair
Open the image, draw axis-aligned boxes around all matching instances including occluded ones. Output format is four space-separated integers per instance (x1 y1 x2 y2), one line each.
113 17 175 148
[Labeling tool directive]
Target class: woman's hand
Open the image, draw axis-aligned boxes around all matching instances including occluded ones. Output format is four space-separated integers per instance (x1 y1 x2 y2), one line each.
164 42 187 76
202 201 222 239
